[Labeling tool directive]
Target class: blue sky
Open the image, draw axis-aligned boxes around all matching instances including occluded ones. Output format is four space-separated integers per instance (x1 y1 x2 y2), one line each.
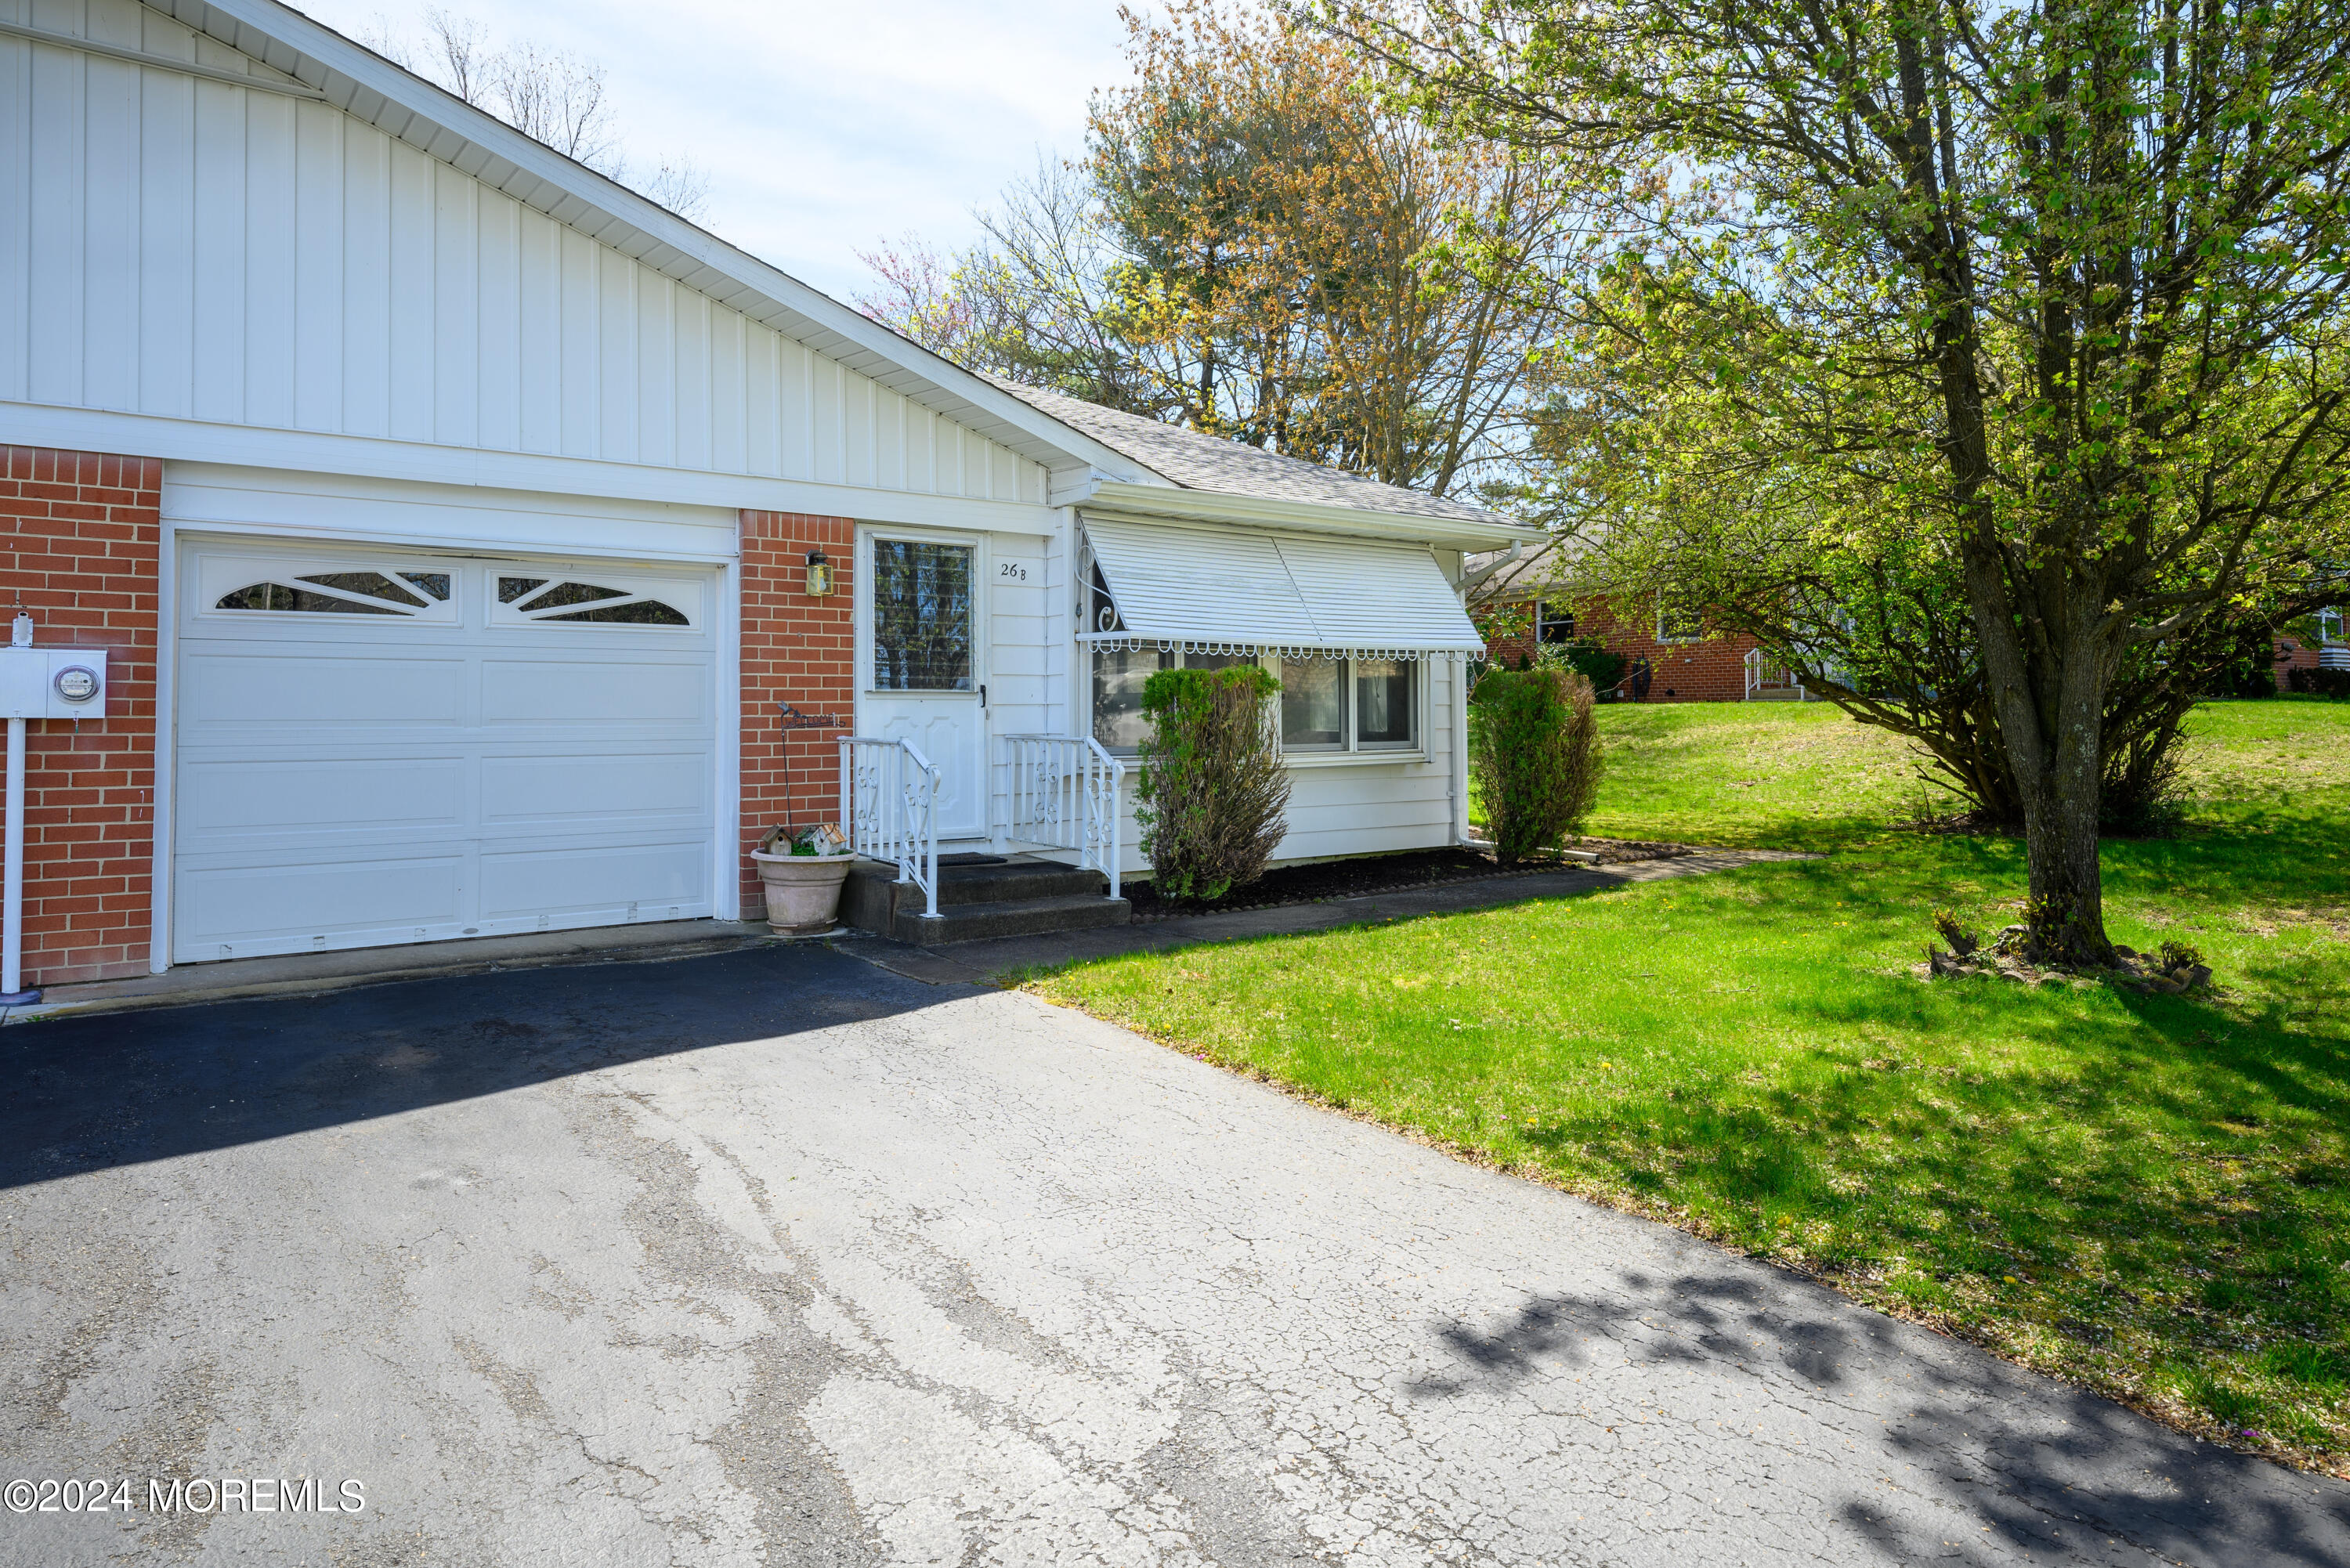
303 0 1136 302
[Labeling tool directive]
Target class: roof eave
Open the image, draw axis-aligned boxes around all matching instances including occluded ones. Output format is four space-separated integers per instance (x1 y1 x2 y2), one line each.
1079 481 1547 552
166 0 1168 487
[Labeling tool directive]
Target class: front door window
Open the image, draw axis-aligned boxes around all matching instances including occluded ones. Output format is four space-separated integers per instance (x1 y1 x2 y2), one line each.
872 540 974 691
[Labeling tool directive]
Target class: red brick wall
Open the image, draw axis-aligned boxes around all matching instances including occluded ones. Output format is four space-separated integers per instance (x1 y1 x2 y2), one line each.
2 447 161 986
739 512 855 918
1487 594 1759 703
2275 635 2324 691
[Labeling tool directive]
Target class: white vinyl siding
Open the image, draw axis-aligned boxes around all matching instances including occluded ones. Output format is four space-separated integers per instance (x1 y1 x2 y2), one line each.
1083 649 1462 876
0 0 1048 506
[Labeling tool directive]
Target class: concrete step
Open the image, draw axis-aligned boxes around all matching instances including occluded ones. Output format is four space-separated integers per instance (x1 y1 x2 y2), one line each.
842 857 1106 912
926 858 1111 906
1746 688 1805 701
899 893 1133 946
840 854 1126 945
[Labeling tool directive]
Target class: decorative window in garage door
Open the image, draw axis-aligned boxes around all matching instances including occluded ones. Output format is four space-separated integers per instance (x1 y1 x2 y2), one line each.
204 560 459 622
494 575 695 627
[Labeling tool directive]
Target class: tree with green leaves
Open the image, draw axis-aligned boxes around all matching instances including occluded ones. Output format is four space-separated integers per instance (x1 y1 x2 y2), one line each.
1336 0 2350 965
857 0 1593 502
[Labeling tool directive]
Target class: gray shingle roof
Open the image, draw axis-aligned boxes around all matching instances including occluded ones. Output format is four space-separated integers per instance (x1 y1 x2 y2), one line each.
981 375 1511 528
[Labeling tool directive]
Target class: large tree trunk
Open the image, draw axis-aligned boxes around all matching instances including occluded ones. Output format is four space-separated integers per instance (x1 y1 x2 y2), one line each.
2010 650 2113 966
1962 547 2119 968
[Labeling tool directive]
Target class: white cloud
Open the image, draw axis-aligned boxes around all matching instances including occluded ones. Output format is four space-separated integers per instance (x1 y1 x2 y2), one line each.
301 0 1135 301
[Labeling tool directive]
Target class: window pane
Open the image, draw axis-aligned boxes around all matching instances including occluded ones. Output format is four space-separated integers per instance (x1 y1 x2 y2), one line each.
1280 656 1343 746
1355 658 1414 745
1183 651 1249 674
498 576 549 604
542 599 690 625
1091 646 1167 750
297 571 425 608
1536 601 1575 643
872 540 974 691
526 581 631 609
215 583 402 614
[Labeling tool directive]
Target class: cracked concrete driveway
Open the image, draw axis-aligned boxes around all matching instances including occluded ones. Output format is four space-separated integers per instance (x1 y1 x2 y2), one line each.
3 943 2345 1566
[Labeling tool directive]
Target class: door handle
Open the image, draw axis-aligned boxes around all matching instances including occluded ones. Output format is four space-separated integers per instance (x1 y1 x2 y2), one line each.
978 683 987 710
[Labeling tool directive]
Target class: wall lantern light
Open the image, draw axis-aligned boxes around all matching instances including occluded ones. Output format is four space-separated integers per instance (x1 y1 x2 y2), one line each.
804 549 834 597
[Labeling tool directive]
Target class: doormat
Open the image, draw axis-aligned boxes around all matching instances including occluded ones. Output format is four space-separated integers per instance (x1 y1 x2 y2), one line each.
936 853 1010 867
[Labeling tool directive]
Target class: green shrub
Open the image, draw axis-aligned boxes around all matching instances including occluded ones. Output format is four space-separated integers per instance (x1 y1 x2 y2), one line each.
1548 638 1626 695
1135 665 1292 902
2287 667 2350 698
2100 726 2190 838
1469 665 1603 864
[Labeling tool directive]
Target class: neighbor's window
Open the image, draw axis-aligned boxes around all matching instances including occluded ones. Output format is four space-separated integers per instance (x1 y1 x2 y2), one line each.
1535 601 1577 644
1657 598 1705 643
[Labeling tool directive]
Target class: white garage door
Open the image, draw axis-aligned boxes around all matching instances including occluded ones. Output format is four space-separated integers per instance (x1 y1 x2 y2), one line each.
173 540 720 963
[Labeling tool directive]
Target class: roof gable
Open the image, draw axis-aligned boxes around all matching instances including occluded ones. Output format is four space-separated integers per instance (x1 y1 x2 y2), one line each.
99 0 1156 485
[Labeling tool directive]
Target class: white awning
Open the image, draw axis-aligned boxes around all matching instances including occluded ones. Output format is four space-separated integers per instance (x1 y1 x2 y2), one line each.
1079 514 1484 655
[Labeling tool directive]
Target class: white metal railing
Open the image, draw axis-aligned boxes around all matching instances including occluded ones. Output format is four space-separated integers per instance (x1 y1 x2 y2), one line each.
1743 648 1807 702
996 734 1126 898
839 735 940 918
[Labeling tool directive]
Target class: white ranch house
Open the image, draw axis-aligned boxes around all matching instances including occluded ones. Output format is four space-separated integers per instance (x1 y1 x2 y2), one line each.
0 0 1539 984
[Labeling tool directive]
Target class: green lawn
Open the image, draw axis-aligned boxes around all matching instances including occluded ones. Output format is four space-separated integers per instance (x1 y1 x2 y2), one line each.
1024 699 2350 1475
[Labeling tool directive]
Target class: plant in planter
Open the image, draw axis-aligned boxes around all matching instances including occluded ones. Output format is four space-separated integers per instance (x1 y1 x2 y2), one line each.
1135 664 1291 903
750 822 853 934
1469 665 1603 864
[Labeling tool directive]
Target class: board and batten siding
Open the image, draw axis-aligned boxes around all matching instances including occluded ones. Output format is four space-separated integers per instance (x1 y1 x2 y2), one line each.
0 0 1046 506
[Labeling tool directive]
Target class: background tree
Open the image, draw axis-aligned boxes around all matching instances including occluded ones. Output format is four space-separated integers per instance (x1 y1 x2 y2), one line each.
856 0 1592 502
1338 0 2350 964
363 7 709 220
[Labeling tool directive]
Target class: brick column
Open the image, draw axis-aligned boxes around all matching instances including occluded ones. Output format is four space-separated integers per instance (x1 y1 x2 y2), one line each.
1 447 162 985
739 511 855 919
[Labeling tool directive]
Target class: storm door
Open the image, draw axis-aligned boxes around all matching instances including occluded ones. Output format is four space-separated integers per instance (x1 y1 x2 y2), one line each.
859 533 988 839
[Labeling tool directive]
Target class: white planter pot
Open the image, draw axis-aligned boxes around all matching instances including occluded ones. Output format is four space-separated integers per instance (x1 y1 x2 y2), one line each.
750 851 854 934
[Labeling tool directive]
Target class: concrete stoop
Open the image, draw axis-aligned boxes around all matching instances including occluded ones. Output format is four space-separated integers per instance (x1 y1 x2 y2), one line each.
841 855 1130 946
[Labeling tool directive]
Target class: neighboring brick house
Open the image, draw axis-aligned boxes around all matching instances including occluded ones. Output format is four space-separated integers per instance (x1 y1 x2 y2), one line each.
1485 591 1765 703
2273 612 2345 690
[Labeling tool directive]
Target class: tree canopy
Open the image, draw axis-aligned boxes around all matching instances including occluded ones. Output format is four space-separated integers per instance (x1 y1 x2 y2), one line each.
1336 0 2350 962
857 0 1593 501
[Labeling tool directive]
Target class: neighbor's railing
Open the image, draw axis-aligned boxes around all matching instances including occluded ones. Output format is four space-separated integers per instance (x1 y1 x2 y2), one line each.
1743 647 1808 702
995 734 1125 898
839 735 939 917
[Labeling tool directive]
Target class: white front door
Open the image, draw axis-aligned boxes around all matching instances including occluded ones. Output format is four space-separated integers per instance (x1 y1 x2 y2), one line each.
859 530 987 840
172 540 719 963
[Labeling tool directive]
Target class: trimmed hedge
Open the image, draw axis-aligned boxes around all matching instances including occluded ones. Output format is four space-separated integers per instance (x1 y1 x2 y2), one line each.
1136 665 1292 902
1470 665 1603 864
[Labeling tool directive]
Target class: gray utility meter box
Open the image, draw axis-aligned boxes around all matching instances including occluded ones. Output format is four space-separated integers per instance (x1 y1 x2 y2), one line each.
0 647 109 721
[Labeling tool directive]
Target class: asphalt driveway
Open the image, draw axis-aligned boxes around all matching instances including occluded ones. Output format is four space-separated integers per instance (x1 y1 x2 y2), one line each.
2 942 2344 1566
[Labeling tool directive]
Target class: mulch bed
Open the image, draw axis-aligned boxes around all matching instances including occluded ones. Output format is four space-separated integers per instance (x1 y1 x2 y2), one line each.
1125 839 1694 923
